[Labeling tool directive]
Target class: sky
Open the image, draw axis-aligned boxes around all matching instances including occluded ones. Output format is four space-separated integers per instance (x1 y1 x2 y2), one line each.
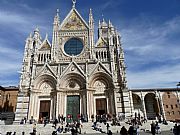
0 0 180 89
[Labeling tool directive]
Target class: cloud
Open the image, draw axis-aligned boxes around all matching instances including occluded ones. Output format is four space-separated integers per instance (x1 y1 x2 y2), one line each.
127 64 180 88
120 15 180 88
121 15 180 67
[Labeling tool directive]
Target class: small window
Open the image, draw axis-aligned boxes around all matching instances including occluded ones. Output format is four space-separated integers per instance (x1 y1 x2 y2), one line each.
172 111 174 115
171 105 173 109
166 105 168 108
176 104 178 108
168 95 170 98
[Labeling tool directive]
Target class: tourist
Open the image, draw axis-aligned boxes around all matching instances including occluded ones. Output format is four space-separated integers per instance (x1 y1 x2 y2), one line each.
52 131 57 135
106 123 110 133
120 126 128 135
173 124 179 135
58 114 61 123
128 126 134 135
91 114 94 122
33 123 37 135
44 117 47 127
151 121 156 135
107 130 112 135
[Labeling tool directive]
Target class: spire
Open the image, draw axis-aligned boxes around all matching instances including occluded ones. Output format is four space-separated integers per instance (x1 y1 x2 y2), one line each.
72 0 76 8
89 8 94 58
101 18 107 27
33 27 40 40
45 33 48 40
89 8 94 27
53 9 60 26
56 8 59 16
99 20 101 28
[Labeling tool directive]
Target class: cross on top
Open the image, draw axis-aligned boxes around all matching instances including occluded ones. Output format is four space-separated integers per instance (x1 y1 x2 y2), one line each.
72 0 76 8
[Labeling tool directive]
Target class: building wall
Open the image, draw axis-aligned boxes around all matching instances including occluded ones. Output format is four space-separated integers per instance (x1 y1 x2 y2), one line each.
0 86 18 112
131 89 180 121
162 92 180 121
14 4 130 122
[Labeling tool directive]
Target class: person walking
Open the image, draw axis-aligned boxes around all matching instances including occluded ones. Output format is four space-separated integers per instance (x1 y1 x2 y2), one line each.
120 126 128 135
151 121 156 135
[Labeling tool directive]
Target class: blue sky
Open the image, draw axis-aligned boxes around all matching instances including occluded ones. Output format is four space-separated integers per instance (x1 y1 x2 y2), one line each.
0 0 180 88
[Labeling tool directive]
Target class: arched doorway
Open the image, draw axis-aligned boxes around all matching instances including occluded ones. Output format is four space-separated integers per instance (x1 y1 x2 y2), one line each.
30 74 57 121
132 94 143 117
60 73 86 121
144 93 159 120
89 72 115 116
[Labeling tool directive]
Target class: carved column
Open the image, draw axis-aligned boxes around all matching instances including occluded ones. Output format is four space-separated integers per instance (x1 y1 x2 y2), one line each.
141 92 147 119
158 91 166 120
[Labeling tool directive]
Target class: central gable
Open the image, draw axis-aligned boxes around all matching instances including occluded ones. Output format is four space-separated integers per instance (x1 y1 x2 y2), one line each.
60 9 89 31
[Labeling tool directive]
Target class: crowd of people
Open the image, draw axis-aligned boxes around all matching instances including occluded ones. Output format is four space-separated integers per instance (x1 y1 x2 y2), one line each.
1 113 180 135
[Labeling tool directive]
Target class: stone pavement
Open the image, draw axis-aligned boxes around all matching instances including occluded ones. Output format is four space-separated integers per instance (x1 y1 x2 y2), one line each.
0 120 175 135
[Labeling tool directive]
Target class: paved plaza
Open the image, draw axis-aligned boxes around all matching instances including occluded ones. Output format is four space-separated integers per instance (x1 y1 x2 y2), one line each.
0 120 175 135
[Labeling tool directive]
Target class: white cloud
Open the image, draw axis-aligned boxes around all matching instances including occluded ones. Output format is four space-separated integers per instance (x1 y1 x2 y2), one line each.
120 16 180 88
121 16 180 63
127 64 180 88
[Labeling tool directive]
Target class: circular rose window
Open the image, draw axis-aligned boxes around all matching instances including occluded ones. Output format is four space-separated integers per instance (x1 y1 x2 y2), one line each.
64 38 83 56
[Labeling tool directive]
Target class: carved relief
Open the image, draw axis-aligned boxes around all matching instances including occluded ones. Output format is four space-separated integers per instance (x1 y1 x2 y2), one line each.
62 11 86 30
66 80 80 90
94 80 106 93
39 82 52 94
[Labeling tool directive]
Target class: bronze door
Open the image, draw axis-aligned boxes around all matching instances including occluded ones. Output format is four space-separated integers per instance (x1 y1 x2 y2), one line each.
39 100 50 119
66 95 80 121
96 98 107 115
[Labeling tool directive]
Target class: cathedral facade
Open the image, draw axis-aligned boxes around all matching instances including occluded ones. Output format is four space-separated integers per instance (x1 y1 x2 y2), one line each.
15 2 132 122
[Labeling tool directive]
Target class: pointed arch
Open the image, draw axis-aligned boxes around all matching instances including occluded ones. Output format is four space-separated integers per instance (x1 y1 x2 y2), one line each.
34 74 57 91
60 73 86 90
89 72 114 90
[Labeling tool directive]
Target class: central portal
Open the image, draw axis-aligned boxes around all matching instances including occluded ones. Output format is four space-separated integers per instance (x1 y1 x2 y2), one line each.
67 95 80 121
96 98 107 115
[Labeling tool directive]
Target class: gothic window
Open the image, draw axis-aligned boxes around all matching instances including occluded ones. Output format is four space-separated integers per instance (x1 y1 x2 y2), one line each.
49 54 51 60
96 52 98 59
104 51 107 59
64 38 83 56
107 52 110 59
41 54 43 61
171 105 173 109
38 54 40 61
101 51 103 59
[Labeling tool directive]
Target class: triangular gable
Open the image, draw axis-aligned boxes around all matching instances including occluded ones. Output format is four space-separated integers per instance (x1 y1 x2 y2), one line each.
60 61 85 78
90 61 112 77
39 38 51 50
95 37 107 47
35 63 57 79
60 8 89 31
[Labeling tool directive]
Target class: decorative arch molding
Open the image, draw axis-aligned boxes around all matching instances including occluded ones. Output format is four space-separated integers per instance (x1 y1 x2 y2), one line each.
59 73 86 89
33 74 57 90
89 72 114 90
